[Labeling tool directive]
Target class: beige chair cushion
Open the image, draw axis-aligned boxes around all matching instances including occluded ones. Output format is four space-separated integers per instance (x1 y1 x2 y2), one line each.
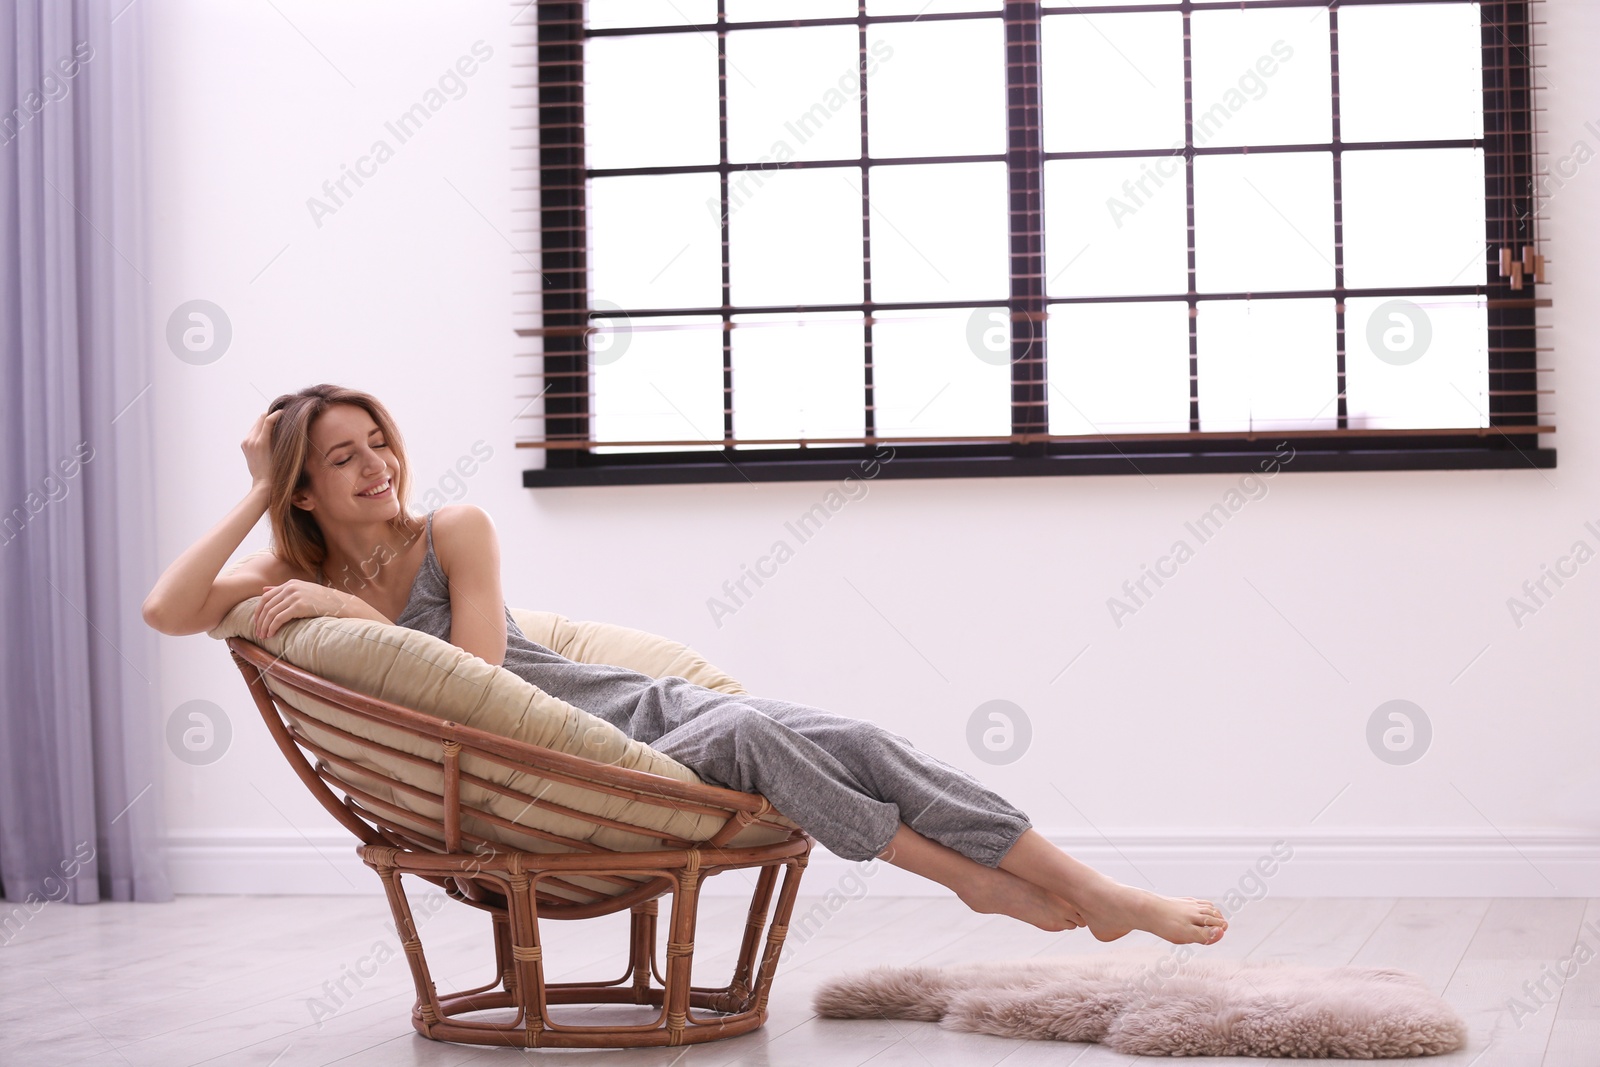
511 609 748 698
207 576 793 903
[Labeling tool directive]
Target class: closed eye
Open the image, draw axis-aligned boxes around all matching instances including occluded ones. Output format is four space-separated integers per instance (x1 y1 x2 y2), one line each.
334 442 386 467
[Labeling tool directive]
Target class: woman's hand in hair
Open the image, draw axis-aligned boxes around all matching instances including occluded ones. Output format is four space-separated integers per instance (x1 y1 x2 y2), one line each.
251 579 390 640
243 409 282 491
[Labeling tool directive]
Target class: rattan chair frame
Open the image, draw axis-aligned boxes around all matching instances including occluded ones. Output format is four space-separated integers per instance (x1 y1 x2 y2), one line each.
226 637 813 1049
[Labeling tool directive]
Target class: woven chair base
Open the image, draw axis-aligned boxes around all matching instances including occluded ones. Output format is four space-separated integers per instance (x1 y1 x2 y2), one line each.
361 839 810 1049
224 637 814 1049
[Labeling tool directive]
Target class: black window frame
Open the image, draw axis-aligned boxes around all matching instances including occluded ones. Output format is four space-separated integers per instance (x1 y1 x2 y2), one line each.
523 0 1550 488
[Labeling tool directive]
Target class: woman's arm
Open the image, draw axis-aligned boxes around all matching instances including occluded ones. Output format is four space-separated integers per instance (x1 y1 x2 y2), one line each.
249 577 395 640
144 417 295 642
143 410 288 636
432 503 509 667
142 487 283 635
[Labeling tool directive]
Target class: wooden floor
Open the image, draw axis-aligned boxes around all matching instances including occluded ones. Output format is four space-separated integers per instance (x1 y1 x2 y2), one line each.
2 881 1595 1066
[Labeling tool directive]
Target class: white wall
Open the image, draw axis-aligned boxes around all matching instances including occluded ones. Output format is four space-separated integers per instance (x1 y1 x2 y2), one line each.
146 0 1599 899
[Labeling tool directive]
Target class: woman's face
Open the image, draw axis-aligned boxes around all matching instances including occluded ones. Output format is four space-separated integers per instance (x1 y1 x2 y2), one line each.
290 403 402 524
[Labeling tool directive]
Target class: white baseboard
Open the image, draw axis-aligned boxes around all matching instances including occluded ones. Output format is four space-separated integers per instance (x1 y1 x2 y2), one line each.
163 828 1600 899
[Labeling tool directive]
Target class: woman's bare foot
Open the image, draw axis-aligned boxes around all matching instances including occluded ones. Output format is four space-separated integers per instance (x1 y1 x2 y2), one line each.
1069 872 1228 945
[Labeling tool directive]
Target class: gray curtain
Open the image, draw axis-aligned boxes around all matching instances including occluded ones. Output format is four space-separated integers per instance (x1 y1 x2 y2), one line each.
0 0 171 906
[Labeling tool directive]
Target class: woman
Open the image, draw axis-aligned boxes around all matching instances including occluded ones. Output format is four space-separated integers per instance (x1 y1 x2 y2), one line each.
144 384 1226 947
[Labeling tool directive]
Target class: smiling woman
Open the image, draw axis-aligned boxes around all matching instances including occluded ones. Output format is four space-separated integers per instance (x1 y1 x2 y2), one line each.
139 384 509 667
142 383 1232 951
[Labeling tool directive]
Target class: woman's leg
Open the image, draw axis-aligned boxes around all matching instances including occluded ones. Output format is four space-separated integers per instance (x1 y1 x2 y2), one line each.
736 696 1034 868
996 829 1227 945
647 701 906 863
649 695 1034 867
649 696 1225 945
874 822 1085 931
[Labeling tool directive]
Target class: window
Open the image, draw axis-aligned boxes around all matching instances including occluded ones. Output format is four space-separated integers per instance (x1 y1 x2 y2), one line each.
516 1 1550 486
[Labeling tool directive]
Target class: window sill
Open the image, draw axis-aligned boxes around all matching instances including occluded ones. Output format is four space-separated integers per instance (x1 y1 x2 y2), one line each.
523 437 1556 487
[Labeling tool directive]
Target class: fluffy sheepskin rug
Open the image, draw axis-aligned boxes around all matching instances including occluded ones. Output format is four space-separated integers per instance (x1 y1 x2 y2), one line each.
813 950 1468 1058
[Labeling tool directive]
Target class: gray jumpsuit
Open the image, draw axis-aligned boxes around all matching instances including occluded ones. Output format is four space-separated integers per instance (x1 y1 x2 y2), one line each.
381 509 1033 866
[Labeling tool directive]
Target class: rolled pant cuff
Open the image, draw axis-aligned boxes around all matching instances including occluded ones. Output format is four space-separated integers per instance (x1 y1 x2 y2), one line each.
950 817 1033 869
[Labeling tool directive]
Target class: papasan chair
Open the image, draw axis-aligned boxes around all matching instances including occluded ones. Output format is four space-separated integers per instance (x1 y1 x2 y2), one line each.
207 579 812 1050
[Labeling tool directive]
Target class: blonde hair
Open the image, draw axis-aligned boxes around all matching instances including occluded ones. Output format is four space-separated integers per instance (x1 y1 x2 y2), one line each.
262 384 417 580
